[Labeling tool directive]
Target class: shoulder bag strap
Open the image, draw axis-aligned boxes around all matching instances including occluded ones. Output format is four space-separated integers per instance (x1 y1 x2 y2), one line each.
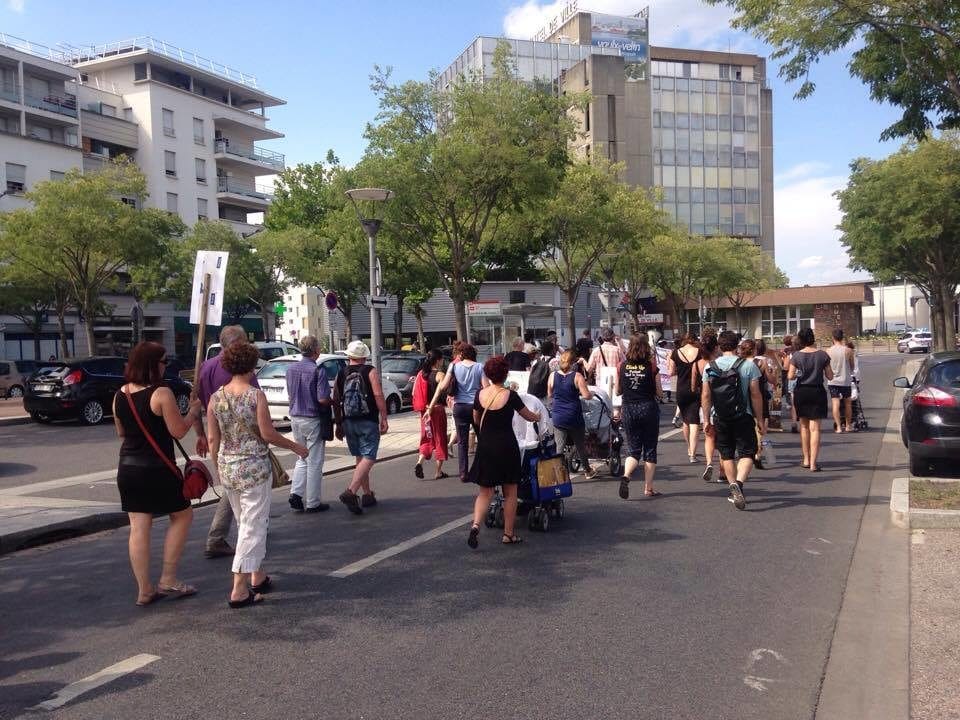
123 388 182 479
478 387 506 433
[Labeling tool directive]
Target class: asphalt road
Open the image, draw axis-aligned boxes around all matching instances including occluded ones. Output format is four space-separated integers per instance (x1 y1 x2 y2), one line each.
0 354 904 720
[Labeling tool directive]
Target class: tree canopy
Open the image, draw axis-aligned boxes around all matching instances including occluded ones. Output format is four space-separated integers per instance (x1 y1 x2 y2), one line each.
836 132 960 350
706 0 960 140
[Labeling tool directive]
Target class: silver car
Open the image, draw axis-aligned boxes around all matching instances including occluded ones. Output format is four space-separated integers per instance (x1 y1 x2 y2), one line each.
380 355 425 409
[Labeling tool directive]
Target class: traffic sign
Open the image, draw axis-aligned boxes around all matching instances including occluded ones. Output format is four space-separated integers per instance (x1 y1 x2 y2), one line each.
325 291 338 310
370 296 389 308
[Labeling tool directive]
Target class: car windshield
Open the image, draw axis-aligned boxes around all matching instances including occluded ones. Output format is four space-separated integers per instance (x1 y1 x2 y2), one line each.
382 359 420 374
917 333 932 339
929 360 960 389
258 360 293 379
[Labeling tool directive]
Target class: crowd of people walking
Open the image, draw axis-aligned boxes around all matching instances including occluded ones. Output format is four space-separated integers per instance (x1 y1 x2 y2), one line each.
113 322 863 605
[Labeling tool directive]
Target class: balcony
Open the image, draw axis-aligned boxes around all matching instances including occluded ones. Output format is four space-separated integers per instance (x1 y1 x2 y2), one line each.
22 87 78 119
216 176 273 210
213 138 284 172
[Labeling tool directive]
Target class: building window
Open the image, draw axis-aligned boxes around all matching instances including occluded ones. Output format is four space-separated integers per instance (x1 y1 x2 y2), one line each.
5 162 26 194
685 308 727 335
197 197 208 220
719 64 730 80
164 150 176 177
509 290 526 304
193 117 204 145
195 158 206 184
134 62 147 81
49 170 65 181
166 192 178 214
760 306 815 338
162 108 175 137
585 103 590 132
121 196 138 208
123 107 134 122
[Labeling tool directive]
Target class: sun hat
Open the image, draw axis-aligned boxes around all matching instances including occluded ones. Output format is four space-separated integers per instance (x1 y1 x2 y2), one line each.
345 340 371 359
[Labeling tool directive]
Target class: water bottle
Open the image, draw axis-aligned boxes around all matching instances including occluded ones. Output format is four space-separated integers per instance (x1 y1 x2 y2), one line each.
761 438 777 468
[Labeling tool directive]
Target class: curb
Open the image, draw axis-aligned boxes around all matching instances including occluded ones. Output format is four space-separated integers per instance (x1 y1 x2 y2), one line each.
0 447 419 557
889 477 960 529
0 415 31 427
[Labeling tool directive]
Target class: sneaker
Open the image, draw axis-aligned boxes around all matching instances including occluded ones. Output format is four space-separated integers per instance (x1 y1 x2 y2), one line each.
618 477 630 500
728 482 746 510
304 502 330 513
360 492 378 508
702 464 714 482
288 493 305 512
204 539 234 559
339 490 362 515
584 466 598 480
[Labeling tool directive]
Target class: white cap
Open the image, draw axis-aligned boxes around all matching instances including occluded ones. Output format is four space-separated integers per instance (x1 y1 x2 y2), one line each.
345 340 371 359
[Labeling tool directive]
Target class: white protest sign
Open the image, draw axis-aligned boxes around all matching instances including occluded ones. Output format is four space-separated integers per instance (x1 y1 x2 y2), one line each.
189 250 229 327
506 371 530 394
596 366 621 407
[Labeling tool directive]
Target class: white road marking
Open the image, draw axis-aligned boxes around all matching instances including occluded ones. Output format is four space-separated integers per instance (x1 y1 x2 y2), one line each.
658 428 682 440
804 549 821 556
31 653 160 711
330 513 474 578
743 648 788 692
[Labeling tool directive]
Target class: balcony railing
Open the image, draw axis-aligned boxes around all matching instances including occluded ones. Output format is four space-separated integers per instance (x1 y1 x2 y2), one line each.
22 87 78 118
216 177 273 201
213 139 284 170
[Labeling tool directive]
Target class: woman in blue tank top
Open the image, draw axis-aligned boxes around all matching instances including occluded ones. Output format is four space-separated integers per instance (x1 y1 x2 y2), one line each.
548 350 597 479
427 343 487 481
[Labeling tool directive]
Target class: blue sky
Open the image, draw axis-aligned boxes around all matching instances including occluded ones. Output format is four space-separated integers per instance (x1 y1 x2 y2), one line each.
2 0 906 285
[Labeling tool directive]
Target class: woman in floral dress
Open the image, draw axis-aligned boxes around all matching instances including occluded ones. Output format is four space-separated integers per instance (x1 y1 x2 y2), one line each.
207 342 307 608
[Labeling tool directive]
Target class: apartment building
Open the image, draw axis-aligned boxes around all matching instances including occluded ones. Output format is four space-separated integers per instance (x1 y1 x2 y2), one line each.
438 8 775 256
0 35 285 361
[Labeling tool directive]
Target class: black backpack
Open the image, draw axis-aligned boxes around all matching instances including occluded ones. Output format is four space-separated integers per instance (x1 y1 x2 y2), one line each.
528 359 551 399
706 358 748 421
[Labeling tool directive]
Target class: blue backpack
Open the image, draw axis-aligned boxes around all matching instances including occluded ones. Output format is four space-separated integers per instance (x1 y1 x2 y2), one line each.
341 369 371 419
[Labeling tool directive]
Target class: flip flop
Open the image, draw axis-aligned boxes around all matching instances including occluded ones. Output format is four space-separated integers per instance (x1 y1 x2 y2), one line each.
467 524 480 549
501 534 523 545
135 591 163 607
644 490 663 497
228 592 263 609
414 463 424 479
811 464 823 472
251 576 272 594
158 583 197 599
435 472 450 480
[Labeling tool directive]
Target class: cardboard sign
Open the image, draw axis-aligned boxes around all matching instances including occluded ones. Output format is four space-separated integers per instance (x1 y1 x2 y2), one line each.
189 250 229 327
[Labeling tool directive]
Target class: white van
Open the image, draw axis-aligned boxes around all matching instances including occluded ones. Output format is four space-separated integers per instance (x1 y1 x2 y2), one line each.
205 341 301 368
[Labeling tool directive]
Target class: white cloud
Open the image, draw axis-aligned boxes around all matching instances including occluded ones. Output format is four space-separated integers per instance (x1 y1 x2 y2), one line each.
503 0 754 50
774 168 867 286
6 0 25 12
774 162 829 185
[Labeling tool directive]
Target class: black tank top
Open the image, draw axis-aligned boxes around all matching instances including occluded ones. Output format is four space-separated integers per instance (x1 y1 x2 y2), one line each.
115 386 175 464
671 347 699 394
620 358 657 404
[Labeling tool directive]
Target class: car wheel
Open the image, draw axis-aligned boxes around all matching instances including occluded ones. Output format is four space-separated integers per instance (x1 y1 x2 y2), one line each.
387 395 401 415
7 385 24 398
80 400 105 425
30 411 51 424
909 450 928 477
175 392 190 415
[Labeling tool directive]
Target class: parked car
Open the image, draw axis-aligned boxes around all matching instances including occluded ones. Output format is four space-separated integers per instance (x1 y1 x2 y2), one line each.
897 331 932 353
893 351 960 475
256 354 404 424
23 356 193 425
0 359 38 398
380 354 424 409
205 341 301 368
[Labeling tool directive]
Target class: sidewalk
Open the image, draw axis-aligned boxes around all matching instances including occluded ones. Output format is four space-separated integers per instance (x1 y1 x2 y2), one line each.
0 411 424 555
0 398 29 426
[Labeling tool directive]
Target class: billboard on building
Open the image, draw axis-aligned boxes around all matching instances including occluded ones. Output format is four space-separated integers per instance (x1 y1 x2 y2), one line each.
589 11 649 81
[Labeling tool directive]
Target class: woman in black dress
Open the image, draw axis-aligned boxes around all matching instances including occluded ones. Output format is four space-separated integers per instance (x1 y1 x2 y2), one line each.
112 342 203 606
467 355 541 548
787 328 834 471
667 333 703 464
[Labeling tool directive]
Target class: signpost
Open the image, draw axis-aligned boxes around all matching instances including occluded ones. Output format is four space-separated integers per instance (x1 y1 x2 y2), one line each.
369 295 389 308
467 300 502 317
189 250 229 403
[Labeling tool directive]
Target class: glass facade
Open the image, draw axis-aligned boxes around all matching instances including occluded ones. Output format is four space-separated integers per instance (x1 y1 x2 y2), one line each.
651 61 762 240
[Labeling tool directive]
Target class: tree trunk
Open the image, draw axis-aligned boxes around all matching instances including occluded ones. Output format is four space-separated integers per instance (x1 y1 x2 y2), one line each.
929 285 945 351
32 329 41 362
56 309 69 358
260 308 273 342
451 285 468 341
394 295 404 349
80 293 96 357
341 303 353 343
734 305 742 335
414 307 426 352
565 287 578 344
940 284 957 352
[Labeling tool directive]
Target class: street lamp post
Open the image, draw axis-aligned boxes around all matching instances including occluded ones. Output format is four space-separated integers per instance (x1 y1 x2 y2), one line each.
345 187 393 376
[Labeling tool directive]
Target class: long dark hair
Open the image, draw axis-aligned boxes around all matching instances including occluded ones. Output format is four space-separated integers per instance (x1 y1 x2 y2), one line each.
626 334 653 364
420 349 443 375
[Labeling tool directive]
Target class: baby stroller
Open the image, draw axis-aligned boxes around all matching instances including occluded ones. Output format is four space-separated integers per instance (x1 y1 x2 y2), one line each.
486 395 571 533
563 387 624 477
851 376 868 430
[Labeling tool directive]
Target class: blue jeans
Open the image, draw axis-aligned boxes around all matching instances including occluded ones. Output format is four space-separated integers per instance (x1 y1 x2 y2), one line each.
290 416 326 509
453 402 476 479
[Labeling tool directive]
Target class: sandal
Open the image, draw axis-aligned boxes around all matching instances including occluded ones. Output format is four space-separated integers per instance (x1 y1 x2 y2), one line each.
158 582 197 599
136 591 163 607
644 490 662 497
467 524 480 549
435 472 450 480
618 477 630 500
414 463 424 479
811 464 823 472
251 576 272 594
228 592 263 609
501 534 523 545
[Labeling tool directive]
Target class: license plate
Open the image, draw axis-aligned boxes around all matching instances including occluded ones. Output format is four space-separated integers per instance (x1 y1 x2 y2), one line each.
33 384 53 392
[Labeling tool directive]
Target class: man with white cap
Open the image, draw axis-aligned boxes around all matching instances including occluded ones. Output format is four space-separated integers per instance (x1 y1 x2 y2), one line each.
332 341 389 514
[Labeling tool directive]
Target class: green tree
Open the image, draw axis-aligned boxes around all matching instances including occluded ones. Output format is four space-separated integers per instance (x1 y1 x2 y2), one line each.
379 234 439 349
635 231 708 335
706 0 960 140
836 133 960 350
362 42 582 339
0 161 183 354
721 240 788 334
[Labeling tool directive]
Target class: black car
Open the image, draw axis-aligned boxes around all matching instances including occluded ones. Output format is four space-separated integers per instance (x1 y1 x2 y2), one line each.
893 351 960 475
24 356 193 425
